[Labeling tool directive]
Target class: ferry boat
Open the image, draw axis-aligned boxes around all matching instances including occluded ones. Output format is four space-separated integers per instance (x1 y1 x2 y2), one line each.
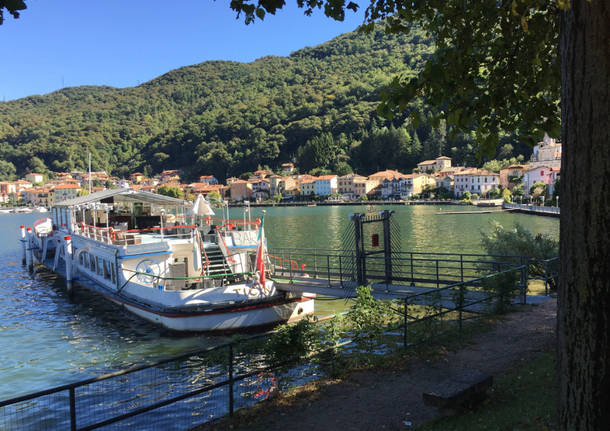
22 188 314 332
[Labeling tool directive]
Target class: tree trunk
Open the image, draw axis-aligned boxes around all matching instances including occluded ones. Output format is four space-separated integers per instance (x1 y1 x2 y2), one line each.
559 0 610 429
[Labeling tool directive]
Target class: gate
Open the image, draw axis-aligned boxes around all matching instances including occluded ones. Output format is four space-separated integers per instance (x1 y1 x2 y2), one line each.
341 210 401 286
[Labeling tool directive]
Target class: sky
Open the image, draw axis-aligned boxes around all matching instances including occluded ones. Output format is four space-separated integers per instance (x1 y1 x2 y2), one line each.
1 0 365 101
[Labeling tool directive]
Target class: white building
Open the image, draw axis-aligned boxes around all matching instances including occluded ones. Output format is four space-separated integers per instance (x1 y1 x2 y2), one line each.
453 169 500 197
314 175 338 196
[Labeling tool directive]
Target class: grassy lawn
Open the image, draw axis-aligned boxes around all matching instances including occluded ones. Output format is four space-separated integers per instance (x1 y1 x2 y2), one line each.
418 350 557 431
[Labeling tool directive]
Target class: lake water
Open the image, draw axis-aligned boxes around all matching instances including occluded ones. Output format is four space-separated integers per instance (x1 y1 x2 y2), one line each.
0 206 558 400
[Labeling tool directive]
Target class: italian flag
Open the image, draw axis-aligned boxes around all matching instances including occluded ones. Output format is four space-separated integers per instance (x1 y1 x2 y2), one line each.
255 216 266 287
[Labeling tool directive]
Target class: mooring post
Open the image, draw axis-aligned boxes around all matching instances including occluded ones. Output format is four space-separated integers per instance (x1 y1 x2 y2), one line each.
41 235 49 264
65 235 73 294
26 227 33 272
20 225 26 266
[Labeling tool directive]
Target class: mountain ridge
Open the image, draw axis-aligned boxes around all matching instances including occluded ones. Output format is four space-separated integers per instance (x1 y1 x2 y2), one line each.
0 26 527 182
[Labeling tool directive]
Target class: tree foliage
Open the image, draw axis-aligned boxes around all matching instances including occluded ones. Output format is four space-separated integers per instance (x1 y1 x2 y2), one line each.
231 0 561 155
0 23 532 181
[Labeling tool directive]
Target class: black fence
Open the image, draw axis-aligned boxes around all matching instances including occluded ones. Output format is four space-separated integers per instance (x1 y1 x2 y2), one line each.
1 255 557 430
0 333 324 431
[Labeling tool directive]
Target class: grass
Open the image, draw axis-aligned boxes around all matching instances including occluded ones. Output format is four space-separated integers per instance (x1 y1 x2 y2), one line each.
418 349 557 431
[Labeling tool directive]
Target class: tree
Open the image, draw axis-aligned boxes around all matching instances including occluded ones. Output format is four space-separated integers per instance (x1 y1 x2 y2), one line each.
156 185 183 199
0 160 17 181
207 190 222 203
0 1 25 24
529 181 547 202
228 3 607 427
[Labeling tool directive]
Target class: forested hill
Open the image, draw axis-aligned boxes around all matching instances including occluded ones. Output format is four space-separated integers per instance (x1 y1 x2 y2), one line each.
0 26 529 182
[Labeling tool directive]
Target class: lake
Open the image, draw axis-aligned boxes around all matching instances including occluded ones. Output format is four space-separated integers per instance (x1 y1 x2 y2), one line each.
0 205 558 399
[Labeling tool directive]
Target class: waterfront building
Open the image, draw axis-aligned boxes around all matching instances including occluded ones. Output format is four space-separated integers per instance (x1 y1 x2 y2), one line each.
300 179 316 197
417 156 453 173
281 163 295 175
453 169 500 197
159 170 182 183
52 184 81 204
198 175 219 185
314 175 338 197
499 164 529 190
434 173 454 192
269 175 298 197
129 172 145 184
25 173 44 184
530 133 561 169
523 165 560 197
249 178 271 201
229 180 252 202
353 178 380 198
21 188 53 207
337 174 367 199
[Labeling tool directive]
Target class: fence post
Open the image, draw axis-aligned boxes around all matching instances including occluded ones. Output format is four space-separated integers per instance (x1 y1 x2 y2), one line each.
403 297 408 349
410 252 414 286
458 283 465 335
69 387 76 431
314 250 318 279
382 210 392 285
460 254 464 283
327 255 331 287
436 260 440 288
352 214 364 286
339 255 343 287
228 344 234 417
520 256 528 304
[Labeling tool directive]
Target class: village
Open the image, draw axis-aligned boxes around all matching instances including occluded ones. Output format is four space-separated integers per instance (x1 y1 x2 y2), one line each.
0 135 561 208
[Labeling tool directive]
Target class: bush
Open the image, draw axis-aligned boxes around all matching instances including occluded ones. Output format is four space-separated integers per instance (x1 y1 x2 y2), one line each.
263 317 318 367
346 286 392 353
481 222 559 290
481 270 520 313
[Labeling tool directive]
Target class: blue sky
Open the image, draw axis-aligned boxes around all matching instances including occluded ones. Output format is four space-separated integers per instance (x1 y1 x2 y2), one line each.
0 0 365 101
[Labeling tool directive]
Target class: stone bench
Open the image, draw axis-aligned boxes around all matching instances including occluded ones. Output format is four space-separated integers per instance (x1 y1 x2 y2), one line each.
422 370 493 411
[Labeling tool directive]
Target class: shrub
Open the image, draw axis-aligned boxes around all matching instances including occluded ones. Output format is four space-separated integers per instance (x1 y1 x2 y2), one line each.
481 222 559 290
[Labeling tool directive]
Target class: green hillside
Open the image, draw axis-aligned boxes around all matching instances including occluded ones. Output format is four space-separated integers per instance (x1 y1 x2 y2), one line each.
0 26 529 182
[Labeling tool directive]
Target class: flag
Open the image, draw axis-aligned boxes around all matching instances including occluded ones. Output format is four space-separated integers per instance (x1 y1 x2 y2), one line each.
255 216 266 287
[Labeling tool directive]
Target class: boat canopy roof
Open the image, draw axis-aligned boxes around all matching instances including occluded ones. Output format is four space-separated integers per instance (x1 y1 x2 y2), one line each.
54 188 190 208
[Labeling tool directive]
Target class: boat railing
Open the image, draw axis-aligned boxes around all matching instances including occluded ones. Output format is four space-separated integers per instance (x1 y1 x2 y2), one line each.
204 217 260 232
121 267 254 290
75 223 198 246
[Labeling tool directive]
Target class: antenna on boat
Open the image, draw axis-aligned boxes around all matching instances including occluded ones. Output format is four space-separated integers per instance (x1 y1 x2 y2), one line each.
88 152 92 193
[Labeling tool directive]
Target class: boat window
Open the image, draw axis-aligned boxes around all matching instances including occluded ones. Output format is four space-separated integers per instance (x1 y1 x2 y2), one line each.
103 260 111 280
95 256 103 275
89 254 96 272
111 263 116 284
79 252 85 266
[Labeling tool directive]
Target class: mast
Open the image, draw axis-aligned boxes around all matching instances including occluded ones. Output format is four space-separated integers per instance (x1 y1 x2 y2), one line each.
88 152 92 193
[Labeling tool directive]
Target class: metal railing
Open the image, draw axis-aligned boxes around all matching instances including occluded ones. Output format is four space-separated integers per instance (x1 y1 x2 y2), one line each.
503 202 560 215
75 224 198 245
1 261 534 430
0 332 329 431
268 248 528 291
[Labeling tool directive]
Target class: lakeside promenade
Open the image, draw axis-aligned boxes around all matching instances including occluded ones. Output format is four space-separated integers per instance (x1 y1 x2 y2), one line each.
503 203 560 218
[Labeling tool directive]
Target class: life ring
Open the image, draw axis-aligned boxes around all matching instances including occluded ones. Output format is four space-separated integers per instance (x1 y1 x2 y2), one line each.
205 216 211 225
253 372 277 400
109 227 116 241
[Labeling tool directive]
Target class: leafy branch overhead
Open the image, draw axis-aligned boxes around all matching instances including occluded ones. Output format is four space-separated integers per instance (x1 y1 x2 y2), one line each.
231 0 562 153
0 0 26 24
